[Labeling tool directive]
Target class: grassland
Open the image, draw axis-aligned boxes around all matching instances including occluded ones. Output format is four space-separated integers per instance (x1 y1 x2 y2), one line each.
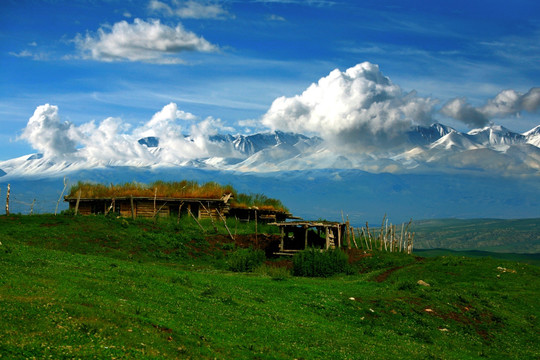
0 214 539 359
413 218 540 253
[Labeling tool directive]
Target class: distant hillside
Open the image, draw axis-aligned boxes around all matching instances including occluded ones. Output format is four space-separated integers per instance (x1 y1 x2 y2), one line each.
413 218 540 253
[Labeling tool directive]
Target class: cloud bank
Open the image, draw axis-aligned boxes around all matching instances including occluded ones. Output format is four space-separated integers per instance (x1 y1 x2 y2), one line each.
441 87 540 127
262 62 438 150
19 103 240 164
74 18 217 64
149 0 231 19
261 63 540 152
16 63 539 175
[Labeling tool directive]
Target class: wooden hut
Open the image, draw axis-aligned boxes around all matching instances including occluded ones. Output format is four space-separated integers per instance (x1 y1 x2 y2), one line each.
64 194 232 220
272 220 349 256
227 206 295 223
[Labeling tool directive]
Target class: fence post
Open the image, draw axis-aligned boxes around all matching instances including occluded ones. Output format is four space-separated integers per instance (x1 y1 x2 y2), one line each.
55 177 68 216
74 190 82 215
5 184 10 216
130 195 135 219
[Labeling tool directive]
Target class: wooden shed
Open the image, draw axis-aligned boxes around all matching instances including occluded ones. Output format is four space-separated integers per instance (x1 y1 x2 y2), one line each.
64 194 232 220
272 220 349 256
227 206 295 224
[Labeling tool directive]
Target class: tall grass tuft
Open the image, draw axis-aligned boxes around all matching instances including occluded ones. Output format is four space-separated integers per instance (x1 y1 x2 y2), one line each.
293 248 352 277
227 248 266 272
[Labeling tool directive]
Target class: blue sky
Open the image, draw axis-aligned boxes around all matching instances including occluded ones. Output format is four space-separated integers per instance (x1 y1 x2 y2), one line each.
1 0 540 160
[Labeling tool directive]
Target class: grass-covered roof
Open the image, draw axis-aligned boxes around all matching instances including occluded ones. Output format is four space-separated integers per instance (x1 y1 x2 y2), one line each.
67 181 289 213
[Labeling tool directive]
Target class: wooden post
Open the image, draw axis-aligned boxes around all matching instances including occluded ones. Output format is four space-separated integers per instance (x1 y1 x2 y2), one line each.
199 201 218 233
365 222 372 250
55 177 67 216
216 208 234 241
304 225 309 249
325 227 330 250
346 218 351 250
74 189 82 215
280 226 284 251
105 198 115 216
153 188 157 218
188 207 205 232
177 202 184 224
399 223 405 252
5 184 10 216
254 209 258 248
379 215 386 251
130 195 135 219
351 226 358 248
153 201 168 222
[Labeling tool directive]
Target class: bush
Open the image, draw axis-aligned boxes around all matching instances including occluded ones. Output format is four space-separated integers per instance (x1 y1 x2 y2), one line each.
293 248 352 277
227 248 266 272
254 264 291 281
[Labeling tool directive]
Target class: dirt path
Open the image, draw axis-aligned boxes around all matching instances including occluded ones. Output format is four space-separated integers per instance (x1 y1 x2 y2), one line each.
372 265 405 282
371 257 424 282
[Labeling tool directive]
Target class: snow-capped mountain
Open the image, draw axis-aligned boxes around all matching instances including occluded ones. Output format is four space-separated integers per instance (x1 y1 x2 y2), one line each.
525 125 540 147
1 123 539 179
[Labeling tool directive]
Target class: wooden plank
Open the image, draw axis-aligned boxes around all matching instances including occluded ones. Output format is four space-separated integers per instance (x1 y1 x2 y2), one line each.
325 227 330 250
177 201 184 224
74 189 82 215
188 207 206 232
280 227 284 252
216 208 234 241
130 195 135 219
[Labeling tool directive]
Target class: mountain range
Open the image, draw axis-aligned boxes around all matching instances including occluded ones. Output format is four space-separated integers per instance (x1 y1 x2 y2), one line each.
1 123 540 179
1 122 539 223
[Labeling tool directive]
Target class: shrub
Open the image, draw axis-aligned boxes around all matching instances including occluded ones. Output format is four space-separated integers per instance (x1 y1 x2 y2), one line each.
293 248 352 277
227 248 266 272
254 264 291 281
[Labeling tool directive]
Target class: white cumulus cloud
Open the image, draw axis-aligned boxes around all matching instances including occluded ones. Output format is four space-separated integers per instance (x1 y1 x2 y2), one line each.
19 104 78 158
261 62 437 150
74 18 217 64
19 103 240 163
135 102 197 139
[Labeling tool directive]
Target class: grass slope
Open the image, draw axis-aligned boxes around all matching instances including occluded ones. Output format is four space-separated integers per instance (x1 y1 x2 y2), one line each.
413 218 540 253
0 215 539 359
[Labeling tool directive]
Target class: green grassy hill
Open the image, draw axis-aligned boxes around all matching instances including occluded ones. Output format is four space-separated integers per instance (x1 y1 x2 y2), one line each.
1 214 539 359
413 218 540 253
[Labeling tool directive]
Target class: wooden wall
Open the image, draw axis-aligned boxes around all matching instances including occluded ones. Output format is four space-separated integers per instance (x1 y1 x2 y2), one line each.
69 199 228 219
135 201 170 218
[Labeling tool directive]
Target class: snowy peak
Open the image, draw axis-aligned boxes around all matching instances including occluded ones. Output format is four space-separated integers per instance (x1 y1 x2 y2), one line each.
1 123 539 178
467 125 525 146
407 123 455 145
429 131 479 151
524 125 540 147
211 131 313 156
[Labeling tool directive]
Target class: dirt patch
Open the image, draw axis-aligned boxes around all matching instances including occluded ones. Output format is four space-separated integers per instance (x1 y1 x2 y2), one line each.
372 266 405 283
206 233 281 257
152 324 173 334
40 223 60 228
345 249 373 263
422 304 496 341
265 259 293 270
